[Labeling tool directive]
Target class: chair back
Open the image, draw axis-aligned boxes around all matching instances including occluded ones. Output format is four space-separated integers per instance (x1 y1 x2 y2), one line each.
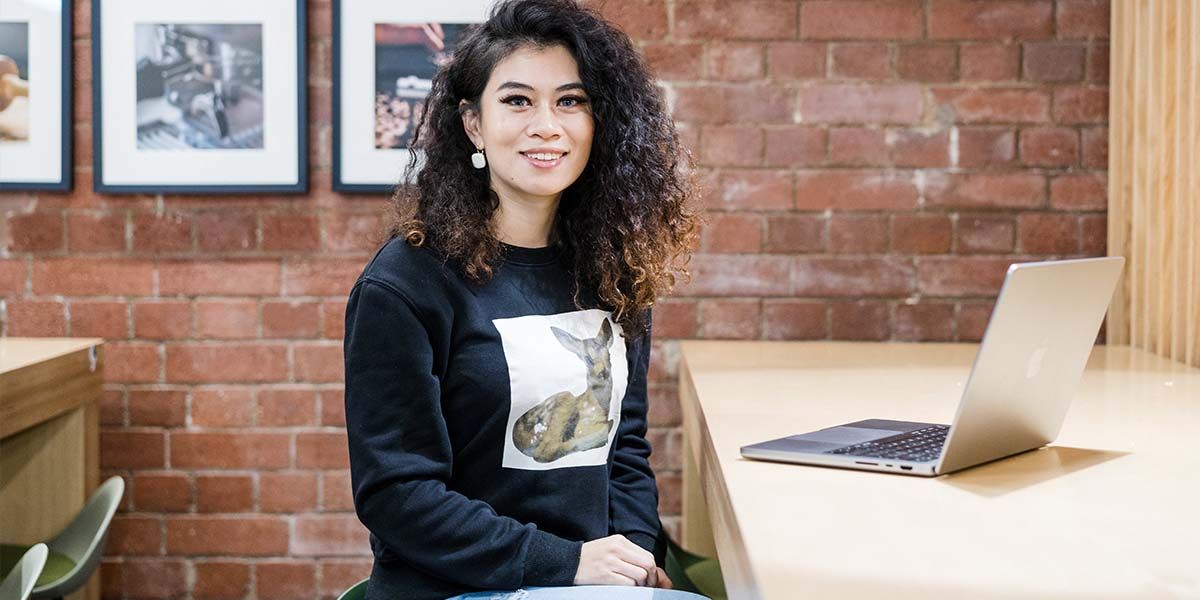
0 544 48 600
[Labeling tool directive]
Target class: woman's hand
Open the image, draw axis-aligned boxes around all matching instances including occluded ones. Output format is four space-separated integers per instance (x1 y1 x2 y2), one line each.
573 534 659 586
653 567 673 589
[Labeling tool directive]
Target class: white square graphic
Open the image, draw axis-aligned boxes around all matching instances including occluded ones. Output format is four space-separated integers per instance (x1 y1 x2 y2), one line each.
493 309 629 471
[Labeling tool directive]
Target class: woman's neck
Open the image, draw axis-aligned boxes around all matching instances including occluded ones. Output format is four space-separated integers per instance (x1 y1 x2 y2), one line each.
492 191 560 248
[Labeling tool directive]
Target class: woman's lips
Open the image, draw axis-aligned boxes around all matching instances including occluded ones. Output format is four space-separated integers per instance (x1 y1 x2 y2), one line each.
521 152 566 169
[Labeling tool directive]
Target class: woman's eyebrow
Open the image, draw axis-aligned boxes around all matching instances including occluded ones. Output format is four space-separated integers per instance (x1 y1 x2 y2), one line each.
496 81 587 92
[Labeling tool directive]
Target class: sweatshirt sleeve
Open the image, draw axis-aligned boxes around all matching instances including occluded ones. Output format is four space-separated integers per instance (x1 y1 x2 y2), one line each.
344 277 582 589
607 311 667 566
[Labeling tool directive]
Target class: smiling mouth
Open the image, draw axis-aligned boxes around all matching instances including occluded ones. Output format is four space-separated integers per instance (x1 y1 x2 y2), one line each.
520 151 567 168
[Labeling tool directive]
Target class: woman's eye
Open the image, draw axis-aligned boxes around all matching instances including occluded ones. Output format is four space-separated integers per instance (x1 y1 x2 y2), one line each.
500 95 530 107
559 96 589 107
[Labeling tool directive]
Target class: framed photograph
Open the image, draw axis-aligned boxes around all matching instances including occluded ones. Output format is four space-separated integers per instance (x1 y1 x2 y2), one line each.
0 0 71 191
333 0 492 193
91 0 306 194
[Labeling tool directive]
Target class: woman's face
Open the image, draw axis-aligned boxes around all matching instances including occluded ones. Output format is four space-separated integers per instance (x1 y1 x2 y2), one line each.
462 44 594 207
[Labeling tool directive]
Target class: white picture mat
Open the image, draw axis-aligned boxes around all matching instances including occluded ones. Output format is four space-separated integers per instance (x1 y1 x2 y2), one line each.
98 0 299 186
494 309 629 471
0 0 65 183
338 0 492 186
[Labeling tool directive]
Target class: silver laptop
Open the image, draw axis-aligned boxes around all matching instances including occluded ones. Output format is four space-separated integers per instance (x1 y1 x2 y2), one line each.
740 256 1125 477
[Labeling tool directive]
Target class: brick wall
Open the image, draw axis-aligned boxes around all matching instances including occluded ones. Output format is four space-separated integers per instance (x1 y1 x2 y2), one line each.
0 0 1108 598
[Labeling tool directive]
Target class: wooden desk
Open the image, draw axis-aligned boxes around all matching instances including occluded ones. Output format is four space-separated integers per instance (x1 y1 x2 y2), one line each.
1 337 103 600
679 342 1200 599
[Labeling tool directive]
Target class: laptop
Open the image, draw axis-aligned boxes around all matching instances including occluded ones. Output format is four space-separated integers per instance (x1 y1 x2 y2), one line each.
740 256 1125 477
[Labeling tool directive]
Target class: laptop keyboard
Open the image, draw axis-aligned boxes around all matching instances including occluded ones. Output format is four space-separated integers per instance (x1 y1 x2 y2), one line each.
825 424 950 463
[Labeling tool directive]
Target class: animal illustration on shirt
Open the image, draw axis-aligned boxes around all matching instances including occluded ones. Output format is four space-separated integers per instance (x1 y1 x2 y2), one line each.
512 318 616 462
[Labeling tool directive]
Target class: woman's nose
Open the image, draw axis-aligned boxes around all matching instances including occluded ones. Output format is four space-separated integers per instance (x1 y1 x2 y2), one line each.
526 103 564 137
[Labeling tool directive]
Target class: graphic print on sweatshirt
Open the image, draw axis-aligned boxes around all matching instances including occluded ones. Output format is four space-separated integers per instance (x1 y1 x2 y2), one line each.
493 309 629 470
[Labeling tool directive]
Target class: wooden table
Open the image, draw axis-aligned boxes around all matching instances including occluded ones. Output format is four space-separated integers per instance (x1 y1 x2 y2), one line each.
679 342 1200 600
1 337 104 600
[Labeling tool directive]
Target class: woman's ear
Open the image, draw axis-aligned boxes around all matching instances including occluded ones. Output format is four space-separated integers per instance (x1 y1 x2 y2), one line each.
459 99 484 149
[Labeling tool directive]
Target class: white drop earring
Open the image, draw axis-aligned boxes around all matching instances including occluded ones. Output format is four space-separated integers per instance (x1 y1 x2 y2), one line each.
471 148 487 169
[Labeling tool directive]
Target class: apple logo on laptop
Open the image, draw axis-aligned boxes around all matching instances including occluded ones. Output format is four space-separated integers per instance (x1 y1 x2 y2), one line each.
1026 339 1050 379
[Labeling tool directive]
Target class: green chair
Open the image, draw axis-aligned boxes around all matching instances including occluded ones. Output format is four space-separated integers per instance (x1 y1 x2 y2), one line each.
0 476 124 600
337 577 369 600
664 534 726 600
0 544 47 600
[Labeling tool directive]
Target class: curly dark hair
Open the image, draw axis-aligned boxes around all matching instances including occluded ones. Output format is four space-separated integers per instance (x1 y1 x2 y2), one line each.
385 0 703 339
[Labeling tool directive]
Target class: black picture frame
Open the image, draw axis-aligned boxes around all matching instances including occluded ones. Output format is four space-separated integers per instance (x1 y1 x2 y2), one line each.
91 0 307 194
0 0 72 191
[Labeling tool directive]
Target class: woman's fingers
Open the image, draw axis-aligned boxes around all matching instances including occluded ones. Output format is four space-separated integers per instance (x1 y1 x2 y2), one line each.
610 558 649 586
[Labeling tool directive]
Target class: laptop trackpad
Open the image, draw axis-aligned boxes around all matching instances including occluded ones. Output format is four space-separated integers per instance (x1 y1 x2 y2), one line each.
793 426 902 445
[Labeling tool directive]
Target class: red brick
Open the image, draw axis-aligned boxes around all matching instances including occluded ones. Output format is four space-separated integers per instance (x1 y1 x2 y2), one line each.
262 213 321 252
672 255 792 296
121 559 187 599
918 257 1013 296
293 514 371 556
99 389 125 426
676 1 797 40
699 213 762 253
318 560 373 599
891 130 951 167
724 84 797 123
165 343 288 383
6 300 66 336
256 561 318 600
830 300 889 340
1052 86 1108 124
643 43 703 79
801 1 923 40
957 127 1017 167
1023 42 1086 82
891 214 952 254
323 212 386 254
897 45 958 81
1050 173 1107 210
933 87 1050 123
829 127 889 166
166 516 289 556
831 43 892 79
766 42 825 79
764 214 825 253
658 471 682 514
257 388 318 426
671 85 728 124
128 389 187 427
795 170 918 210
101 431 165 469
929 0 1053 40
132 212 193 253
196 474 254 513
1019 126 1079 167
191 388 255 427
194 562 250 600
260 471 318 513
651 300 697 339
647 385 682 427
1057 0 1110 39
297 432 350 469
829 214 888 254
764 126 825 167
708 171 793 211
133 300 191 340
699 125 763 167
196 211 257 252
895 303 956 341
1087 42 1109 83
762 300 826 340
194 300 259 340
1081 214 1106 255
33 258 155 295
647 427 682 471
925 172 1045 209
67 212 125 252
957 302 995 341
6 211 63 252
104 342 161 383
132 473 192 512
321 469 355 512
170 432 291 469
108 515 161 555
322 300 347 339
792 257 915 296
956 215 1016 253
294 342 344 383
159 260 281 296
321 389 347 427
68 300 127 339
592 0 668 39
282 258 363 296
799 83 923 124
707 43 764 80
0 259 24 294
1017 213 1079 254
960 43 1021 81
697 299 760 339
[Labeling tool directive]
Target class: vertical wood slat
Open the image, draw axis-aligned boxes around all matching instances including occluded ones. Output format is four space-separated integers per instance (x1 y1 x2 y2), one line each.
1108 0 1200 368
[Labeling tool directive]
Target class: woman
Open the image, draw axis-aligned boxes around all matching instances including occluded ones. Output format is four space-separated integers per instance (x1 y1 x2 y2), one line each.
343 0 703 598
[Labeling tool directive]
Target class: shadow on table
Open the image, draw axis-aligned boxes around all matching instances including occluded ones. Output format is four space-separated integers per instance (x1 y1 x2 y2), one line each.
939 445 1130 498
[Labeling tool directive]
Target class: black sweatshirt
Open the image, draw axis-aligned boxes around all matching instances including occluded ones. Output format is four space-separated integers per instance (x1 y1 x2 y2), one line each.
343 236 663 600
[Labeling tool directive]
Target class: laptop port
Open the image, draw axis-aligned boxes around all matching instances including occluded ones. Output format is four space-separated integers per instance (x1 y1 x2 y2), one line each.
854 461 877 466
900 466 913 471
